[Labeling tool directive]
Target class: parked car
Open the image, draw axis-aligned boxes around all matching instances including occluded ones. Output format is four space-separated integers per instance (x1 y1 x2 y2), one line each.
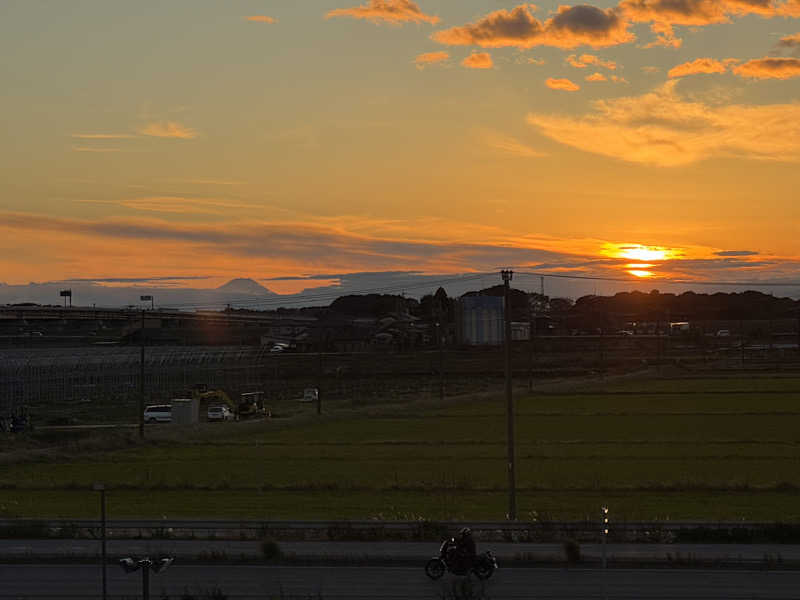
144 404 172 423
299 388 319 403
207 405 234 422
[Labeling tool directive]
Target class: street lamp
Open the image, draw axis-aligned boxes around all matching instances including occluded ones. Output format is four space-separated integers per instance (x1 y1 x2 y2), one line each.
119 556 174 600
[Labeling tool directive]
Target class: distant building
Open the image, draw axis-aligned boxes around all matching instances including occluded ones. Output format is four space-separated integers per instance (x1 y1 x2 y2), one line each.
457 296 504 345
511 321 530 341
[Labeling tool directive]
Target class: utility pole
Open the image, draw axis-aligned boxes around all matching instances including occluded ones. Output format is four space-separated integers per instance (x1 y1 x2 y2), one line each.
501 269 516 521
139 309 145 440
317 349 323 415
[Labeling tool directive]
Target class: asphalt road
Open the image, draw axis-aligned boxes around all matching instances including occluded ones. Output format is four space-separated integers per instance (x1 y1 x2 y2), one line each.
1 565 800 599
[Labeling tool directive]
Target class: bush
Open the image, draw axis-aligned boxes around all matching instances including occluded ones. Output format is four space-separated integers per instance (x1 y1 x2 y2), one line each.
261 538 282 560
563 538 581 564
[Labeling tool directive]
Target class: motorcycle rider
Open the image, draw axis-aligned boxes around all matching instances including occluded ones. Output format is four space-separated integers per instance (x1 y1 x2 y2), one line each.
454 527 477 570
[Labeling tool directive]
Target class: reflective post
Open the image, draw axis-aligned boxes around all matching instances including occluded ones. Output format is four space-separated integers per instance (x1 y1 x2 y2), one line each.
93 483 107 600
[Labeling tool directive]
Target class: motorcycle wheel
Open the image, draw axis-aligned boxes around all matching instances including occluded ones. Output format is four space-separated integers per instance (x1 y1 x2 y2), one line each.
425 558 446 580
473 557 495 580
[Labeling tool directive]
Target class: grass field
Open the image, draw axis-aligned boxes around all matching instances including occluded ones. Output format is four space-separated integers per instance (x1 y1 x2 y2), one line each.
2 375 800 521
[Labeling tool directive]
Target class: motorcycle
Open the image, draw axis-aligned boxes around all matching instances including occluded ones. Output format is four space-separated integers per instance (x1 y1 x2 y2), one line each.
425 537 498 580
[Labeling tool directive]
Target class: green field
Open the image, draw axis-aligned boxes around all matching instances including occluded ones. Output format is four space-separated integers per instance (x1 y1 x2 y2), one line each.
3 376 800 521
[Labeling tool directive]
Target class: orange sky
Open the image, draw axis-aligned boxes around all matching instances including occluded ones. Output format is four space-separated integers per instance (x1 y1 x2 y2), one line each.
1 1 799 294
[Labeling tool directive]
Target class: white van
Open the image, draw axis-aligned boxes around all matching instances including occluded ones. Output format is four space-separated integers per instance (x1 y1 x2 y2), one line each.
144 404 172 423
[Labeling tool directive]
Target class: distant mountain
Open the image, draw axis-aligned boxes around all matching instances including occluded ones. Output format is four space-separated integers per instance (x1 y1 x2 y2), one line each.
216 278 276 296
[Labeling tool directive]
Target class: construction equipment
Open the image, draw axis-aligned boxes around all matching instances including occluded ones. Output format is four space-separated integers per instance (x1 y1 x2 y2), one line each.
188 384 232 413
237 391 269 419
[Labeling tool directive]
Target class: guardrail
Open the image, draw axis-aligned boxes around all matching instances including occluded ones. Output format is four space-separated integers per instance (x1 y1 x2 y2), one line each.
1 519 797 543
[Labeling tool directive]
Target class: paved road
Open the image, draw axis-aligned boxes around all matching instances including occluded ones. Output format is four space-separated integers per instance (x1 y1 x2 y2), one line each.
1 564 800 599
1 539 798 563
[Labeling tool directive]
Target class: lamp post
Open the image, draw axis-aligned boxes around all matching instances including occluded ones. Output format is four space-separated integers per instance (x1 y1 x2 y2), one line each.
119 556 173 600
93 483 107 600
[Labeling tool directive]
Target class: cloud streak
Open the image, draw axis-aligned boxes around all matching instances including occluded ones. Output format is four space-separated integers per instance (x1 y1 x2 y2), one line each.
327 0 440 25
71 147 122 153
414 51 449 68
482 131 545 157
138 121 198 139
74 196 260 216
71 133 137 139
246 15 277 23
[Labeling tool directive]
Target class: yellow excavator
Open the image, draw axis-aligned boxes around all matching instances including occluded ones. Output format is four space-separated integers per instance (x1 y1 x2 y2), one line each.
237 391 269 419
190 383 232 411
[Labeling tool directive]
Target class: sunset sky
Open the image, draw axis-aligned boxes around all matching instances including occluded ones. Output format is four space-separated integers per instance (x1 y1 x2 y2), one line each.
2 1 799 297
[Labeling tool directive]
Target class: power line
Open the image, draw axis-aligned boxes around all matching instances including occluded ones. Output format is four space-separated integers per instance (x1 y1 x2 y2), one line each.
515 271 800 288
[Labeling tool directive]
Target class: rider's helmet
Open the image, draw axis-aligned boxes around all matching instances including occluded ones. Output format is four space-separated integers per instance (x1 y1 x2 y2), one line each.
459 527 472 539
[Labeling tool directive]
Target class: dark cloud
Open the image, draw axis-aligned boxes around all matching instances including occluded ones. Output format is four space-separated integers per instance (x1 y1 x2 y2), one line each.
432 4 633 49
63 276 211 283
714 250 760 256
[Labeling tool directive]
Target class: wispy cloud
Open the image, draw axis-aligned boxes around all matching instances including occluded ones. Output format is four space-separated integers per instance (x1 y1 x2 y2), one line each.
71 133 137 139
74 196 258 215
521 57 546 65
245 15 277 23
668 57 732 77
482 130 546 157
545 77 580 91
327 0 440 25
566 54 617 69
161 178 247 186
138 121 198 139
432 4 634 49
776 32 800 49
414 51 449 69
462 52 494 69
585 72 608 81
71 146 122 153
526 80 800 166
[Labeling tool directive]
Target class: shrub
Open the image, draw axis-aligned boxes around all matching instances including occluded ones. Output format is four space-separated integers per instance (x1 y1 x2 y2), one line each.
261 538 282 560
563 538 581 564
